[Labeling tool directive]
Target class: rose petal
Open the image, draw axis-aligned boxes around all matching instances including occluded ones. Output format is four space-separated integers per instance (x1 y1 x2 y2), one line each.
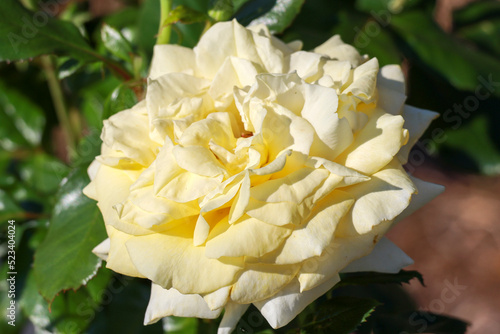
341 237 413 273
397 105 439 164
254 276 340 329
150 44 196 80
217 302 250 334
144 283 221 325
125 225 244 294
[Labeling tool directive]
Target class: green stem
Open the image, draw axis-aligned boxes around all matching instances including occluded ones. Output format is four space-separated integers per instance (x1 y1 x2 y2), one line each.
157 0 173 45
41 55 76 159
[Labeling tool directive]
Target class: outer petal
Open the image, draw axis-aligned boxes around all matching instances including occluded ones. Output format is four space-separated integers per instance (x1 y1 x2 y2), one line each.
230 263 300 304
335 109 409 175
341 237 413 273
125 226 244 294
217 302 250 334
336 159 416 236
397 105 439 164
92 238 110 261
254 276 340 329
144 283 221 325
394 176 445 223
298 222 391 291
376 65 406 115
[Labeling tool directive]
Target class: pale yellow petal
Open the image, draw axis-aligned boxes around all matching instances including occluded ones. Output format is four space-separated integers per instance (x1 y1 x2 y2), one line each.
254 276 340 329
336 159 416 236
205 215 292 258
126 226 244 294
230 263 300 304
314 35 364 67
203 286 231 311
397 105 439 164
343 58 379 103
217 302 250 334
259 191 354 265
150 44 196 79
341 237 413 273
376 64 407 115
144 283 221 325
336 109 408 175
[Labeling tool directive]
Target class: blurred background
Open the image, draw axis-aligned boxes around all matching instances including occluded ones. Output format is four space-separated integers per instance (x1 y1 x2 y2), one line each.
1 0 500 333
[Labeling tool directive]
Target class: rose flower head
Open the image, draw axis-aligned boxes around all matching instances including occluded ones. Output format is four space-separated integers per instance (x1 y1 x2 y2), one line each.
84 20 444 333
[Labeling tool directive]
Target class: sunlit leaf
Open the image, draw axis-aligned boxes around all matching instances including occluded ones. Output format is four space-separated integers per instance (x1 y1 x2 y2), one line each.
101 24 134 63
33 167 107 301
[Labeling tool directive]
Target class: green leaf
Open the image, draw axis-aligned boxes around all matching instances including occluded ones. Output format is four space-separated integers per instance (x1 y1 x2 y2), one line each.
137 0 161 59
338 270 425 288
440 113 500 175
234 0 277 26
162 317 199 334
0 189 23 222
103 84 138 120
0 80 45 150
209 0 234 21
58 57 85 79
164 5 209 26
101 24 134 63
87 278 163 334
390 11 500 97
33 167 107 301
19 153 69 194
354 20 401 66
246 0 306 34
453 0 500 27
72 130 102 168
355 0 422 13
0 151 16 188
0 0 95 62
370 311 469 334
457 19 500 58
300 296 380 334
20 268 112 334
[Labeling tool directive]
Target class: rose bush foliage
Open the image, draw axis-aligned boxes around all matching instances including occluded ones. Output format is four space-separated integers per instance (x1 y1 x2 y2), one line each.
84 20 444 333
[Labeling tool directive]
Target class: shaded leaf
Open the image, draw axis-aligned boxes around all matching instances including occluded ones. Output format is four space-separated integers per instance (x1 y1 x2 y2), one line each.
453 0 500 27
0 189 23 222
370 311 469 334
20 268 112 334
0 0 95 62
0 80 45 150
390 11 500 97
103 84 138 120
87 278 163 334
355 0 422 13
299 296 380 334
33 167 107 301
457 19 500 57
337 270 425 288
440 113 500 175
248 0 305 34
19 153 69 194
234 0 277 26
